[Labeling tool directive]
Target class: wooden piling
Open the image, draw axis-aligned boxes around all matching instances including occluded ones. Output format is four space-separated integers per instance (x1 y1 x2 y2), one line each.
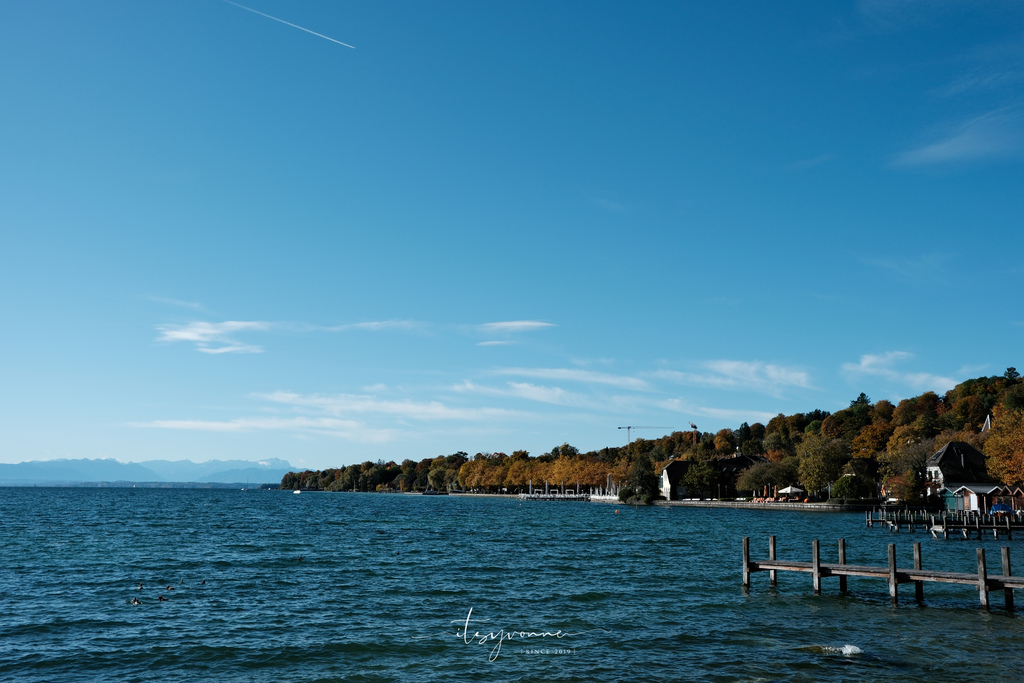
838 538 847 594
769 536 777 586
742 537 750 588
977 548 989 609
913 542 923 603
1002 546 1013 611
888 544 898 605
812 539 821 594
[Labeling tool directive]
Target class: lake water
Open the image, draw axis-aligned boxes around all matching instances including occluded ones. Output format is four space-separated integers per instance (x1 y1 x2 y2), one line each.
1 488 1022 681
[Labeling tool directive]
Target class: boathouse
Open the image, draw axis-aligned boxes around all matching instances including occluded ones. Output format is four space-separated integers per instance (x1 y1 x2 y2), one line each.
994 485 1024 511
940 483 1003 512
924 441 993 497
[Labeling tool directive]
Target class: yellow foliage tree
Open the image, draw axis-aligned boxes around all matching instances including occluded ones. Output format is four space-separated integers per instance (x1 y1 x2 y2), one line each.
985 408 1024 486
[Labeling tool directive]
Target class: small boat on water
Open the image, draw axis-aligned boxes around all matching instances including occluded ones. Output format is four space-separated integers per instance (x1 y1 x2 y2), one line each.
293 490 301 494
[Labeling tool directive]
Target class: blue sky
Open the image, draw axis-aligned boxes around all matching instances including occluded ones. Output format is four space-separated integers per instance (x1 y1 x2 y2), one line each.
2 1 1022 469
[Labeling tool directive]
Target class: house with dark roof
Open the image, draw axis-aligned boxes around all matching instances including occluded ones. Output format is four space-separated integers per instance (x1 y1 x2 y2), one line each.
659 454 763 500
925 441 996 511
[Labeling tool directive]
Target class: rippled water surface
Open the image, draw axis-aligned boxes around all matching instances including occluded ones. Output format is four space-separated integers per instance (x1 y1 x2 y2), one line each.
2 488 1022 681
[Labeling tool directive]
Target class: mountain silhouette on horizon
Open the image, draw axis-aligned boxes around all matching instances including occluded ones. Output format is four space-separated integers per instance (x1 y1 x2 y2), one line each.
0 457 297 486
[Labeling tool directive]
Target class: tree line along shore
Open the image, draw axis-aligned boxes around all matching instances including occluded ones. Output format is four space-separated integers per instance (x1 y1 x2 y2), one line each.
280 368 1024 505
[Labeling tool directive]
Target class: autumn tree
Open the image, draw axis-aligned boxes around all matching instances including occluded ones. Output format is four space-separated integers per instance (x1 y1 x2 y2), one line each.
714 429 737 455
985 408 1024 486
736 458 799 494
797 434 847 495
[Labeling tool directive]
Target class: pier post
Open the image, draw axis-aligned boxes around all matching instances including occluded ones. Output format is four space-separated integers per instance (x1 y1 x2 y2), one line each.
812 539 821 594
913 542 923 603
977 548 989 610
742 537 750 588
887 544 898 605
769 536 777 586
1002 546 1014 611
838 539 847 594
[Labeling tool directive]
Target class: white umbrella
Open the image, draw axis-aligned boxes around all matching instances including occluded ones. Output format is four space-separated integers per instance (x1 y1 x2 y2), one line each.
779 485 805 494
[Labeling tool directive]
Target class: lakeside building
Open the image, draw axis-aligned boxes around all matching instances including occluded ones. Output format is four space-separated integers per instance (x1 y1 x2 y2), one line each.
659 454 763 500
925 441 1000 512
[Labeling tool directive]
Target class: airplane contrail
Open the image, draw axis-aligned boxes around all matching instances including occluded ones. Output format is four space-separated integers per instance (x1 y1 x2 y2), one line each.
221 0 355 49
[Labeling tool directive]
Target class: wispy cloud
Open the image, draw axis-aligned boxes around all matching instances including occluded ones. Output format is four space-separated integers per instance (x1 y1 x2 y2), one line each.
157 318 422 354
156 321 271 354
659 398 776 424
453 380 593 407
477 340 515 347
139 416 397 442
261 391 519 422
221 0 355 49
136 389 523 443
938 39 1024 97
478 321 556 334
593 197 629 213
326 320 421 332
842 351 957 392
492 367 650 391
863 252 951 283
857 0 970 30
145 296 204 311
894 107 1024 166
653 360 812 397
785 153 835 169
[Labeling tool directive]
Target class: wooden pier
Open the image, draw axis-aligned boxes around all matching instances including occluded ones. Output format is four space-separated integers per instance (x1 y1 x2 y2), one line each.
742 536 1024 609
865 508 1024 539
517 492 590 502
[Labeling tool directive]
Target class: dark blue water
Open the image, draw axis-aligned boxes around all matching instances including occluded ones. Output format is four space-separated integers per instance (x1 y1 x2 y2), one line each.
1 488 1022 681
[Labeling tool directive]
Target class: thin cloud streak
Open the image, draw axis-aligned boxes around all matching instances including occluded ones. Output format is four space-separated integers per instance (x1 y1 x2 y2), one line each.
478 321 556 334
894 108 1024 166
145 296 204 310
138 416 396 442
842 351 957 392
261 391 520 422
653 360 812 396
326 320 420 332
156 321 271 354
221 0 355 49
492 367 649 391
864 253 950 283
453 380 594 408
659 398 776 424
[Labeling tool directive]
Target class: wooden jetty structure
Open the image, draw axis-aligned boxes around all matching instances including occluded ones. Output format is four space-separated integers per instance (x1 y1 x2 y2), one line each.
865 508 1024 539
742 536 1024 609
517 492 590 502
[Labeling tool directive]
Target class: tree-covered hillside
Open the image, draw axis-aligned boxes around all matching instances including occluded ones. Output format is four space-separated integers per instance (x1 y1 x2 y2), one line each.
281 368 1024 500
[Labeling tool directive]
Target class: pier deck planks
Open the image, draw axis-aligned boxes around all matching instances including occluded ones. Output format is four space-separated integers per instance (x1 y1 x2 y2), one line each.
743 536 1022 608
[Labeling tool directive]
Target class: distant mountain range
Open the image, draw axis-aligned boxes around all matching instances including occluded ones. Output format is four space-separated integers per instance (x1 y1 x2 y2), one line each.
0 457 298 486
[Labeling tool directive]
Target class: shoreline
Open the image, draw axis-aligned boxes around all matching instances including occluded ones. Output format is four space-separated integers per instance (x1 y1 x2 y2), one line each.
651 499 867 512
461 492 869 512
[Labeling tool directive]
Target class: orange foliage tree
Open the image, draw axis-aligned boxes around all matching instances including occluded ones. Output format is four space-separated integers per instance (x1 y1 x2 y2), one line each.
985 408 1024 486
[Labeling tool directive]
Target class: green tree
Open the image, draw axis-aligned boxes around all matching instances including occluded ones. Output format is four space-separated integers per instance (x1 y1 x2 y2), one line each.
797 434 847 495
736 457 799 495
618 454 659 505
831 474 872 500
682 460 717 499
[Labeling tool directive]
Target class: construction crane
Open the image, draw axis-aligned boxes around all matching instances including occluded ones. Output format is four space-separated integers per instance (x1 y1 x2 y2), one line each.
617 426 669 445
